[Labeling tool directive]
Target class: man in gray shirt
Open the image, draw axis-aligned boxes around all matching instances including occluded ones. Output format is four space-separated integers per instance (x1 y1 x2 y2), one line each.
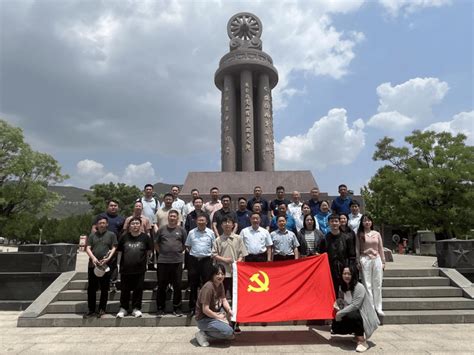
271 215 300 261
84 216 117 318
185 213 216 314
155 209 187 317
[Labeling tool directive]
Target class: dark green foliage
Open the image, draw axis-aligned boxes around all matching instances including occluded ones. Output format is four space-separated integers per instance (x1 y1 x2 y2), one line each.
85 182 141 216
363 130 474 238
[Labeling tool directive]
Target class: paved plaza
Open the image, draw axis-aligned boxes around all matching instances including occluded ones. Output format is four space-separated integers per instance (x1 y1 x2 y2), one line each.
0 250 472 353
1 310 474 354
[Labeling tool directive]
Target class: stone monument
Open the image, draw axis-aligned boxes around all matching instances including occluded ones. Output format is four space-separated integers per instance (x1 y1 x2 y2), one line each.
215 12 278 172
182 12 317 199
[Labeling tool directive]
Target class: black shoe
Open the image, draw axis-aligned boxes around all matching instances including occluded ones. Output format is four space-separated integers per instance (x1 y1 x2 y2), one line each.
173 308 183 317
234 324 241 333
156 309 165 317
83 311 96 319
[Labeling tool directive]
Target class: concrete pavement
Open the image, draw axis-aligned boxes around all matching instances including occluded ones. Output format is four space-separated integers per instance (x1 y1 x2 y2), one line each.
2 310 474 354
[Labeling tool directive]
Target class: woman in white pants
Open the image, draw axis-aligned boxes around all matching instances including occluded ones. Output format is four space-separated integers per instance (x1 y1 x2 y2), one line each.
357 215 385 316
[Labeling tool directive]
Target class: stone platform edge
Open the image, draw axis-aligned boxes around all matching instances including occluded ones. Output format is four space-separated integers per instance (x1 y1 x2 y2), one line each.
17 271 75 324
439 268 474 299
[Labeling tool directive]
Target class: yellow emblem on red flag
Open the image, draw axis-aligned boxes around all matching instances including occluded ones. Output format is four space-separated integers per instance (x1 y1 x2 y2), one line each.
247 271 269 292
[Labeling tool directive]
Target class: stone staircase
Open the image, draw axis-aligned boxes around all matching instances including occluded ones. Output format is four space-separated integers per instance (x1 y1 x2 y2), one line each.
18 267 474 327
383 268 474 324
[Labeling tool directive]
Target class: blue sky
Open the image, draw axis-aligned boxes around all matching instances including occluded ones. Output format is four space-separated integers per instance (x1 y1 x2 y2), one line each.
1 0 472 196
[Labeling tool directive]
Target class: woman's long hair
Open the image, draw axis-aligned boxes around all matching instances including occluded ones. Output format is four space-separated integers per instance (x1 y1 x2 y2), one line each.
340 264 359 292
357 214 374 243
303 213 316 231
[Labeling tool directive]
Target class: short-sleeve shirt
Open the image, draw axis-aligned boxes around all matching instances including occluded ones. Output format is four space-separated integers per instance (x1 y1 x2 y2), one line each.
236 210 251 234
331 196 353 215
86 230 118 267
195 281 225 321
94 213 125 237
269 198 290 216
240 226 273 255
203 200 222 222
155 207 183 228
123 215 151 235
185 227 215 257
155 225 187 264
212 208 237 235
140 197 159 224
185 210 210 233
247 198 270 215
117 233 153 274
271 229 300 256
212 233 248 277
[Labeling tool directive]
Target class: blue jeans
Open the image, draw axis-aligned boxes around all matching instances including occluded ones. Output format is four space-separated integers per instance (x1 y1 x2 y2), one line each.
197 317 234 340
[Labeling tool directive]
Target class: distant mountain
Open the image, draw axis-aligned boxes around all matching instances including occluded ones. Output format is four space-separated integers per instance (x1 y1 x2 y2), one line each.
48 183 183 218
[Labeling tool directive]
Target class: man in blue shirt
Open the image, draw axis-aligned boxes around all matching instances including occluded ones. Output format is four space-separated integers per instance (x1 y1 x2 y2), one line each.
186 213 216 314
308 187 321 216
236 197 251 233
331 184 353 215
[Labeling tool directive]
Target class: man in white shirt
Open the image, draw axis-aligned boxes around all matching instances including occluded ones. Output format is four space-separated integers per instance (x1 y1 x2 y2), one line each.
348 200 363 233
288 191 303 230
240 212 273 262
182 188 199 223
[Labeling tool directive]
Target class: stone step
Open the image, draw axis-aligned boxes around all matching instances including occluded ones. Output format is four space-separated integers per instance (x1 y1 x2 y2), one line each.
0 300 32 311
383 297 474 310
382 276 450 287
67 279 189 290
383 269 439 277
383 310 474 324
58 290 188 301
46 300 192 313
17 312 322 327
73 270 188 280
17 313 197 327
382 286 462 298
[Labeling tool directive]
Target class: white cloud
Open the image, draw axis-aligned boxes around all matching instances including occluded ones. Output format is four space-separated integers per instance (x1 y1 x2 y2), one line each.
367 77 449 130
367 111 414 130
275 108 365 170
379 0 451 17
75 160 160 188
424 111 474 145
0 1 366 154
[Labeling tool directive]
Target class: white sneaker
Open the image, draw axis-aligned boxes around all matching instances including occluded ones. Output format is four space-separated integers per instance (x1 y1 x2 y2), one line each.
377 310 385 317
195 331 209 347
116 308 128 318
132 309 143 318
356 341 368 352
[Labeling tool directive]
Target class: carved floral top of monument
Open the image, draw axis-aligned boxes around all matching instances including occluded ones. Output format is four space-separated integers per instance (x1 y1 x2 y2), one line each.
215 13 278 172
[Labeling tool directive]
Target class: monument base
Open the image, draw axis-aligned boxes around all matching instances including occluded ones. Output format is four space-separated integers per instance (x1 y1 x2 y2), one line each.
182 170 318 199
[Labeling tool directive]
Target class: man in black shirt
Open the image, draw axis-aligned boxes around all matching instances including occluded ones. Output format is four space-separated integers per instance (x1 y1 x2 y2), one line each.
212 195 237 238
116 217 153 318
269 186 290 218
247 186 270 216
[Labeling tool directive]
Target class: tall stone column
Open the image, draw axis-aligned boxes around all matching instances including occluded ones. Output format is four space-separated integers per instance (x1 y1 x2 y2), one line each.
221 75 237 171
240 70 255 171
257 73 274 171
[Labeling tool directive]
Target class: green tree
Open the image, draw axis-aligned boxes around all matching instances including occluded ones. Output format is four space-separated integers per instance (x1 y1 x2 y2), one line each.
0 120 68 238
363 130 474 239
85 182 141 216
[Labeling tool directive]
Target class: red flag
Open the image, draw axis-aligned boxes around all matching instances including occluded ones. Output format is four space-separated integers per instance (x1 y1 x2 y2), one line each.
231 254 335 323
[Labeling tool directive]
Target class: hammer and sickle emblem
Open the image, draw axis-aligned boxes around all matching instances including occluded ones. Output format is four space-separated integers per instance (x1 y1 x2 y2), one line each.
247 270 270 292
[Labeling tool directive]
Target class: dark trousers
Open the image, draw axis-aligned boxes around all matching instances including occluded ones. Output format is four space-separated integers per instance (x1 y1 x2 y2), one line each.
273 254 295 261
331 309 364 336
119 272 145 311
245 252 268 262
223 277 232 299
109 256 118 284
87 267 111 312
156 263 183 310
188 255 213 310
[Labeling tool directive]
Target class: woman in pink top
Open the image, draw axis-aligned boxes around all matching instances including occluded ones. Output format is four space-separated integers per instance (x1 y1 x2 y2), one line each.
357 215 385 317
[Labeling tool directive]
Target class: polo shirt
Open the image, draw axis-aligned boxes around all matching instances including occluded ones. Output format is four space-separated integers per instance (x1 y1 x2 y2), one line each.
212 233 248 277
236 209 251 233
331 196 353 215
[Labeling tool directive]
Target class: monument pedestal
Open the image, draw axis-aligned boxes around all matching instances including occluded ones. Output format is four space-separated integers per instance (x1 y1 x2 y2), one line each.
182 170 317 198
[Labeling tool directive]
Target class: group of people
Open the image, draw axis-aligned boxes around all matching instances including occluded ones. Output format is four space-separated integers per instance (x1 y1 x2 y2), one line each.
85 183 385 352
